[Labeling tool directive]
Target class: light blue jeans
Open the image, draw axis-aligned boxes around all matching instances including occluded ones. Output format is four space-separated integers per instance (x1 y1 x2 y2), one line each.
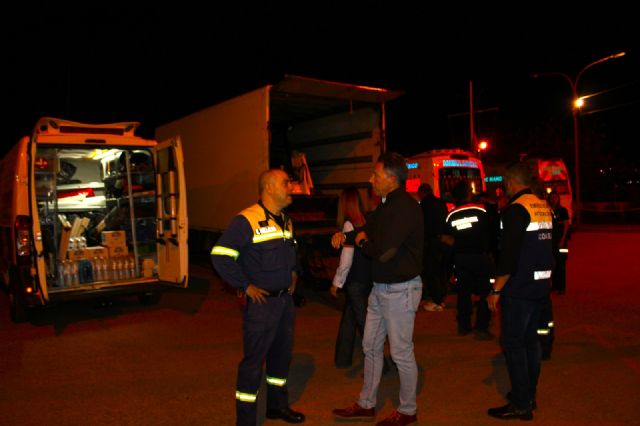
358 276 423 415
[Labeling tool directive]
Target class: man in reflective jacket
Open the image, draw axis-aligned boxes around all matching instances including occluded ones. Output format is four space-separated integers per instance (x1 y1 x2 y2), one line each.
443 181 494 339
211 169 305 426
487 162 554 421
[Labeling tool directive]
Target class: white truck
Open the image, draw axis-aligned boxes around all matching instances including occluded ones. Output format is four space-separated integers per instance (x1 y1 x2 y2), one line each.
0 118 188 322
156 75 403 256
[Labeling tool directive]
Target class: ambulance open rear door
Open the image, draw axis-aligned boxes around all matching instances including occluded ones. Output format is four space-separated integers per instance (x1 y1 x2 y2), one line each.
155 137 188 287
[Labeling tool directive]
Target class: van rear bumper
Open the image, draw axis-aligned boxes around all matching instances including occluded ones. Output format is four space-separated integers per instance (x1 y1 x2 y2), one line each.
46 279 175 303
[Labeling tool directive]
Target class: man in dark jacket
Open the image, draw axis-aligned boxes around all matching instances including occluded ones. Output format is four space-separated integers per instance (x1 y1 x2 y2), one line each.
332 152 423 426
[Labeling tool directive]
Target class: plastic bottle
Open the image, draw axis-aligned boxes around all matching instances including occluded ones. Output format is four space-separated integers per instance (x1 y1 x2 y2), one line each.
96 257 105 281
111 259 118 281
129 257 136 278
117 259 124 280
87 259 95 283
57 261 65 287
63 261 71 287
71 261 79 286
56 261 63 287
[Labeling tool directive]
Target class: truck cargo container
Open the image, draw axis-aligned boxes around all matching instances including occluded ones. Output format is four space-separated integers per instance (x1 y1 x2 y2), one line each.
156 75 403 257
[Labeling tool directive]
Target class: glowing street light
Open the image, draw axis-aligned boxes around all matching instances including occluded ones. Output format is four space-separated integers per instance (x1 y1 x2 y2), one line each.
532 51 626 225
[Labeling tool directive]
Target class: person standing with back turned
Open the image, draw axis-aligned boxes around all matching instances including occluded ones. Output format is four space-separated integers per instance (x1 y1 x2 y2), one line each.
443 181 494 339
211 169 305 426
487 161 554 421
332 152 423 426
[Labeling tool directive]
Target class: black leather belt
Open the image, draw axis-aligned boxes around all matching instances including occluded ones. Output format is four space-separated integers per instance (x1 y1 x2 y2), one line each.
265 289 288 297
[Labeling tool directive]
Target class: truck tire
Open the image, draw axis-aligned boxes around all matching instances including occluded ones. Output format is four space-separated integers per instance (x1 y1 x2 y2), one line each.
138 291 161 306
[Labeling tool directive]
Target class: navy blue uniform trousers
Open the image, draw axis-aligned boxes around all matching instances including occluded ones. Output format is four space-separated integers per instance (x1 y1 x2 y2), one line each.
500 296 543 411
236 294 294 426
454 253 493 332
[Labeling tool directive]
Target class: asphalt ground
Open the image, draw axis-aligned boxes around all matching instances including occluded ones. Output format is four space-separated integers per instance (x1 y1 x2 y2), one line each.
0 227 638 425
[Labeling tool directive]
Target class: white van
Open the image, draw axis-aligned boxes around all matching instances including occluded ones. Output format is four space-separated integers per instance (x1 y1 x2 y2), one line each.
0 118 188 322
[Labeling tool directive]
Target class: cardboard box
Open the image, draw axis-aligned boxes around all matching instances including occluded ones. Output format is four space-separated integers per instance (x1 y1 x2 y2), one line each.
142 258 155 278
85 246 109 259
68 248 87 261
101 230 126 247
106 245 129 258
58 215 72 260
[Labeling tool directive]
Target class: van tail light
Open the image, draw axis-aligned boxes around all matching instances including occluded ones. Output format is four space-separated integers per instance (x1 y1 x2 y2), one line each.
15 215 32 257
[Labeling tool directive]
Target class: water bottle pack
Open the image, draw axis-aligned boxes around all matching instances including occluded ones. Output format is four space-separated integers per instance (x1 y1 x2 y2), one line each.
56 255 138 287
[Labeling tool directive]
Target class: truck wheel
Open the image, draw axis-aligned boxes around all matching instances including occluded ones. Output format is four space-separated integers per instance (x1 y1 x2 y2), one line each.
138 291 161 306
8 282 29 323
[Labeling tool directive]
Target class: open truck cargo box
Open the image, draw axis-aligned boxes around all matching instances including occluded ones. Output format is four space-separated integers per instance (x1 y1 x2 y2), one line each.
156 75 403 239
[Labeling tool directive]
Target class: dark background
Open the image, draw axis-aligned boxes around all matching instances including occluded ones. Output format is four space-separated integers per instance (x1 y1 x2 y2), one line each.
5 5 639 201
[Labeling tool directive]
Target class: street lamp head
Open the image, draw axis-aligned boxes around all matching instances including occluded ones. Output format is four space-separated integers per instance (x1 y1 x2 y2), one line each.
574 97 585 109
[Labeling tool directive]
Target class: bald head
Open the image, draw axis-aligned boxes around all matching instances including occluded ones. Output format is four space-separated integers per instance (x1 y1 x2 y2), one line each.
259 169 278 195
258 168 292 213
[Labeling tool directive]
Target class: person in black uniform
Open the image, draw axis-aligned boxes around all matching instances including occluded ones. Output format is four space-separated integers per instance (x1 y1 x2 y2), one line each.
211 169 305 426
487 162 554 421
443 181 494 339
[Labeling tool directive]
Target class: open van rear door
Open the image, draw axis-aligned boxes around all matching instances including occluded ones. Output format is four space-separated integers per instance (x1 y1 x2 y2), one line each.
155 137 188 287
29 137 49 302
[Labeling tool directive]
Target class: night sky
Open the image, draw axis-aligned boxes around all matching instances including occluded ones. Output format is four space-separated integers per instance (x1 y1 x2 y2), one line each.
5 5 639 199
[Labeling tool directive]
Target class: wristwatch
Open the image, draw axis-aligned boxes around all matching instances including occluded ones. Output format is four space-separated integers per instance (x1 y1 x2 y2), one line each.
358 238 367 248
490 287 501 295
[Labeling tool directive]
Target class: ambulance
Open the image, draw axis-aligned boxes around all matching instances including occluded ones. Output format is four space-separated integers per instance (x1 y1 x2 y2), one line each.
405 149 486 208
0 117 188 322
535 157 573 222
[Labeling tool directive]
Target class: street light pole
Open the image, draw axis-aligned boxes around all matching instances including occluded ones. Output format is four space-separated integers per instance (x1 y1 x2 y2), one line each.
532 52 625 226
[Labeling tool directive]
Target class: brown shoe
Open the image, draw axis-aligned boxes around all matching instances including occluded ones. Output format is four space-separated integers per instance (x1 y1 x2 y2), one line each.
332 402 375 418
376 410 417 426
423 301 443 312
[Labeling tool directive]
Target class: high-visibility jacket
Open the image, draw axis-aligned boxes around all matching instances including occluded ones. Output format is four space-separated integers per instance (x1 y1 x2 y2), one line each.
502 193 554 299
211 203 297 293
